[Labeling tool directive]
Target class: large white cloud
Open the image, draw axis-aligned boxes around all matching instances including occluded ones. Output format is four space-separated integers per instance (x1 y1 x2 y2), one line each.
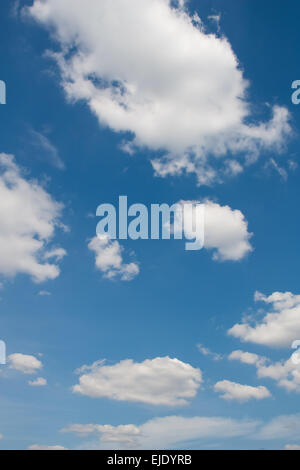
8 353 43 375
26 0 291 185
73 357 202 406
0 154 66 283
228 291 300 347
62 415 258 449
214 380 271 402
88 236 139 281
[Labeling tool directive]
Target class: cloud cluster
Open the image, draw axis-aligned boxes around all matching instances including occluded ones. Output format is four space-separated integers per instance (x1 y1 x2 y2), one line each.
214 380 271 402
228 291 300 347
73 357 202 406
27 0 291 185
88 236 139 281
230 349 300 394
0 154 66 283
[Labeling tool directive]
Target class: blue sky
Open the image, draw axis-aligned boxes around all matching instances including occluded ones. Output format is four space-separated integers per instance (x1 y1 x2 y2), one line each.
1 0 300 450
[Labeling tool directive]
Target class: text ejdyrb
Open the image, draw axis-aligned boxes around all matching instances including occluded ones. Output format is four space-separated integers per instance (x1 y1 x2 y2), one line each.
96 197 205 251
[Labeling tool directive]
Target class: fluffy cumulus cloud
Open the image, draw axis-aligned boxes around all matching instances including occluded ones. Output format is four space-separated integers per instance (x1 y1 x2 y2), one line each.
26 0 291 186
62 415 258 450
28 377 47 387
88 236 139 281
174 200 252 260
73 357 202 406
203 201 252 261
228 291 300 347
230 349 300 394
0 154 66 283
214 380 271 402
8 354 42 374
28 445 67 450
228 350 265 366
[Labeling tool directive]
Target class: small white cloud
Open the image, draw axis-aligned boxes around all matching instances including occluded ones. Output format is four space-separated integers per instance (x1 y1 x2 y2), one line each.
88 236 139 281
197 344 223 361
73 357 202 406
229 291 300 347
285 444 300 450
214 380 271 402
43 248 67 262
8 353 42 375
229 350 266 366
266 158 288 181
38 291 51 296
28 377 47 387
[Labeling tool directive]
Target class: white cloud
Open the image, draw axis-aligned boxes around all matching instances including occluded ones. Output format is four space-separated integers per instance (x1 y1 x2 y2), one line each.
203 201 252 261
28 445 67 450
214 380 271 402
38 291 51 296
62 415 258 449
174 200 252 260
285 444 300 450
266 158 288 181
43 248 67 262
0 154 66 283
73 357 202 406
88 236 139 281
8 353 42 375
228 350 266 366
26 0 291 186
28 377 47 387
197 344 223 361
229 291 300 347
235 351 300 394
229 348 300 394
